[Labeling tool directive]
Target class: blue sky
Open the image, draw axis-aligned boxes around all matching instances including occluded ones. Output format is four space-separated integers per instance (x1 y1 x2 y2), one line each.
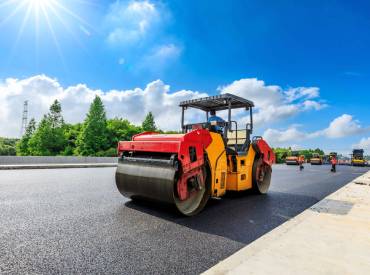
0 0 369 155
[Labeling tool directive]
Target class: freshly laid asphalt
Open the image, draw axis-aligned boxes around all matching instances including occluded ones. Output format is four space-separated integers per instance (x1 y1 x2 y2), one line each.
0 164 368 274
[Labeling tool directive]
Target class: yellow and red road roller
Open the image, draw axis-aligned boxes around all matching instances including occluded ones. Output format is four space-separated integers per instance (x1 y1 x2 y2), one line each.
116 93 275 215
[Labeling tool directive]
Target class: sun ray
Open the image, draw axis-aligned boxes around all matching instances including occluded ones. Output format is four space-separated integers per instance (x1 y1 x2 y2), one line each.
15 2 32 43
0 0 28 27
8 1 33 60
72 0 103 8
51 0 97 34
0 0 17 9
34 1 40 70
40 2 68 73
46 2 88 51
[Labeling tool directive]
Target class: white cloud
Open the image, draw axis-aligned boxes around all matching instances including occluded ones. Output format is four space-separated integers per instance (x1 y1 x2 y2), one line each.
0 75 330 138
0 75 206 137
105 0 161 46
353 137 370 150
263 114 370 147
263 127 307 145
219 78 326 126
302 100 326 110
137 43 182 72
150 44 181 61
320 114 367 138
285 87 319 102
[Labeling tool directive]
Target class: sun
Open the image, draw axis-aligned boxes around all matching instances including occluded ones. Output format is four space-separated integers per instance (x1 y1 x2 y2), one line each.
0 0 58 21
0 0 93 37
0 0 93 67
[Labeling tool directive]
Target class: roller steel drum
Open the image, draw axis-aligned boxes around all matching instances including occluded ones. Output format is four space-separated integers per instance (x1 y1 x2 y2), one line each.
115 157 210 216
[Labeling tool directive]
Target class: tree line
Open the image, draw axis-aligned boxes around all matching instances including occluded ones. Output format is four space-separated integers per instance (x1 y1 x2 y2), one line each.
16 96 158 157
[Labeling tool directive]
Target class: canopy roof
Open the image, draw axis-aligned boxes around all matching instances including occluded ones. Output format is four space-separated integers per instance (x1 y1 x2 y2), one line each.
179 93 254 111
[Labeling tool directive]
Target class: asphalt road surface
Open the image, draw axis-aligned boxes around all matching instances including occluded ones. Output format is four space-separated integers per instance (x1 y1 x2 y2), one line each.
0 164 368 274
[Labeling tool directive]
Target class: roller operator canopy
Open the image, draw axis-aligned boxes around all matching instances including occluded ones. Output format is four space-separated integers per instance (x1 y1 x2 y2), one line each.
179 93 254 111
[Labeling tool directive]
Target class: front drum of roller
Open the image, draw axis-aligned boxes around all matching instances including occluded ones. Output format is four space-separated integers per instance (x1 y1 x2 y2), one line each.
115 159 211 216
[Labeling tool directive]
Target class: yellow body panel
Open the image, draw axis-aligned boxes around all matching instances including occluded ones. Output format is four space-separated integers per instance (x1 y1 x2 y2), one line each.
205 132 257 196
205 132 228 197
352 159 365 164
226 146 256 191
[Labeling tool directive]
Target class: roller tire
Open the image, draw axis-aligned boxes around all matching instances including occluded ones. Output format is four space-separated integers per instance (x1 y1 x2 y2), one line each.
174 165 211 216
252 157 272 194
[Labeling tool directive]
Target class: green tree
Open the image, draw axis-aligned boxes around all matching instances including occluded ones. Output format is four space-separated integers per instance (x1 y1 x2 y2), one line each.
272 147 290 163
76 96 109 156
28 116 52 155
313 148 324 155
142 112 156 132
1 137 18 156
49 99 64 128
28 100 67 155
16 118 36 156
107 118 142 147
62 123 82 156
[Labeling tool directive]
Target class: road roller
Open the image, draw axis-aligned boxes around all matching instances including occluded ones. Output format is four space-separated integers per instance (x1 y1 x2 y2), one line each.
285 151 300 165
310 153 323 165
115 93 275 216
351 149 366 166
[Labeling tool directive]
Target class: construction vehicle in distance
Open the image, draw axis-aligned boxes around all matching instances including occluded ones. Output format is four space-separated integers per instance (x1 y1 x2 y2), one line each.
310 153 323 165
286 151 301 165
115 93 275 216
351 149 366 166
